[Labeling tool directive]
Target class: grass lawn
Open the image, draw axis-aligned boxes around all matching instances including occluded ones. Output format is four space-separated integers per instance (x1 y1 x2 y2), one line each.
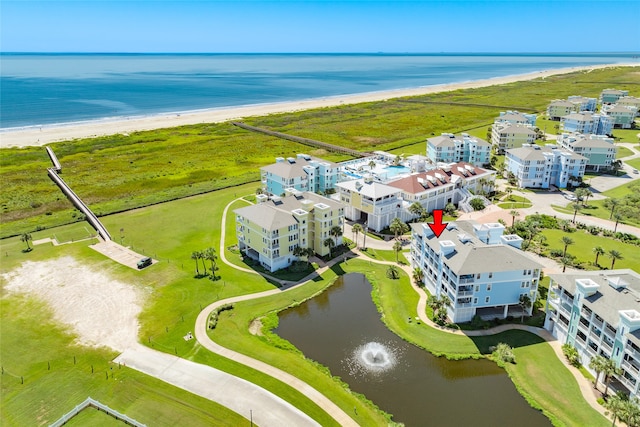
498 194 533 209
625 157 640 170
612 127 640 143
0 286 246 427
616 145 634 158
540 228 640 271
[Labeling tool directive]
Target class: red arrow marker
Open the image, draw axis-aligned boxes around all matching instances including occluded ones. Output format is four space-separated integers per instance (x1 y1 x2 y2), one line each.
428 209 447 238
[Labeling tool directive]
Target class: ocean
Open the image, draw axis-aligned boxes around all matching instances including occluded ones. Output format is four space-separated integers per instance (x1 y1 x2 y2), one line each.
1 52 637 129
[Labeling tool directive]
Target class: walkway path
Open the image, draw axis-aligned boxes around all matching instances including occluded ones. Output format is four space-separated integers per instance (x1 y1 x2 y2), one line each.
114 344 319 427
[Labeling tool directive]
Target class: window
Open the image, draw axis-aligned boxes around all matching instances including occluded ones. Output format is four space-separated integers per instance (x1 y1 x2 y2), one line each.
473 298 478 304
488 272 493 278
475 285 480 292
476 273 481 279
485 296 490 304
487 284 492 291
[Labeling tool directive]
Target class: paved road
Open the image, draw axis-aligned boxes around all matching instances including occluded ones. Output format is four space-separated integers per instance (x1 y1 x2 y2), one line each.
114 345 319 427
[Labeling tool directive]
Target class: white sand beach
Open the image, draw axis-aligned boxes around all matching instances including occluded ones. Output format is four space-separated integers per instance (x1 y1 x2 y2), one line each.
1 63 636 149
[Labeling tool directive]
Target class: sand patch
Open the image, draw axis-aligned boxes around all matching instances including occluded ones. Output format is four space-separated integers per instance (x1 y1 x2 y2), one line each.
249 318 263 336
2 256 143 352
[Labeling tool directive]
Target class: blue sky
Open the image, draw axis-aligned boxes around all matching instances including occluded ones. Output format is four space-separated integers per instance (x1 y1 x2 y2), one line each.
2 1 639 53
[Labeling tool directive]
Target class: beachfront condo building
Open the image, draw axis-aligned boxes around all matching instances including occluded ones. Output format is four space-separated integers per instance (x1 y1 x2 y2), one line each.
426 133 491 167
234 190 344 272
600 89 629 105
386 162 495 217
410 220 543 323
561 112 613 136
260 154 340 196
603 104 638 129
335 177 403 232
505 144 587 189
490 122 537 154
544 270 640 398
547 96 597 120
556 133 617 171
616 96 640 116
547 100 578 121
495 110 537 126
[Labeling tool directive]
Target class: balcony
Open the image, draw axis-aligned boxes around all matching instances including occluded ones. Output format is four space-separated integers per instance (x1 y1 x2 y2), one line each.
459 278 475 284
623 359 640 374
457 290 474 297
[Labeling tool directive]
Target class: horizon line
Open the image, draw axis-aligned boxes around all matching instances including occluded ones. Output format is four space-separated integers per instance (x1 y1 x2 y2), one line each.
2 51 640 55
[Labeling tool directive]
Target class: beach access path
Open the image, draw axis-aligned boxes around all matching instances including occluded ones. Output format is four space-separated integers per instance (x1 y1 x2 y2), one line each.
2 63 637 149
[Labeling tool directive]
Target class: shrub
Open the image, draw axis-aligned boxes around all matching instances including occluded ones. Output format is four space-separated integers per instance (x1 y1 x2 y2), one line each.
562 344 581 367
550 249 563 258
491 343 516 365
470 198 485 211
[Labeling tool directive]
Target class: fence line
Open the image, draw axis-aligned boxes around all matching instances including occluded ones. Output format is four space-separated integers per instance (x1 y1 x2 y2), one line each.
232 121 373 157
49 396 146 427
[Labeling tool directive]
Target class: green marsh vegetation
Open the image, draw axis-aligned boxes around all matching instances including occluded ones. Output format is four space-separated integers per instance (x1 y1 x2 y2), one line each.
2 66 639 238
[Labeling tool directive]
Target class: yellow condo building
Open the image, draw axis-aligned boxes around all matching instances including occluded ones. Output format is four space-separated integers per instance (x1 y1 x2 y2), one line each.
234 190 345 272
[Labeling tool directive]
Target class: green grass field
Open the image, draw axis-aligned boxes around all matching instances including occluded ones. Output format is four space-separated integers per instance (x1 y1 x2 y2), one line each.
540 228 640 271
616 146 634 158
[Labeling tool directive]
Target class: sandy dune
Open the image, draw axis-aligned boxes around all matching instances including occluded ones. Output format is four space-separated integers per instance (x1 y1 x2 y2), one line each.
2 257 143 352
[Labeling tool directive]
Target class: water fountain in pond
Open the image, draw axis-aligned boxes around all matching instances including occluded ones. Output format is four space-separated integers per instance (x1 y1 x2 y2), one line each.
355 342 397 373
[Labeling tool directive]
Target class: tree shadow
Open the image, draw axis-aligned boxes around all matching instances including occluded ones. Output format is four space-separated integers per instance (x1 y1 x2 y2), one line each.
468 329 546 355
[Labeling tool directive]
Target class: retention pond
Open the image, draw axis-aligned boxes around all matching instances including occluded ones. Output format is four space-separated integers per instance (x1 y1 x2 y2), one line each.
276 273 551 426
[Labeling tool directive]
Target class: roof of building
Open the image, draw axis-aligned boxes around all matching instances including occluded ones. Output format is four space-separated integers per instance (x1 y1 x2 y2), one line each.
563 111 599 121
234 191 342 230
558 133 615 149
601 89 628 95
549 99 576 107
427 133 490 148
411 220 543 274
493 122 536 135
497 111 531 122
605 104 636 114
506 144 587 162
617 96 640 105
260 155 338 179
387 162 492 195
336 178 400 199
549 270 640 332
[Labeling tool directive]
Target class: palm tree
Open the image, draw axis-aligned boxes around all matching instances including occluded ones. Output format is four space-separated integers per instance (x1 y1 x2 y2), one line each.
589 355 608 390
583 189 593 206
613 212 623 233
571 202 583 223
392 240 403 263
191 251 201 276
519 294 532 322
352 223 363 248
611 159 623 177
204 247 218 278
506 186 514 201
560 255 574 273
412 267 424 285
389 217 404 240
323 237 335 257
605 393 627 427
362 225 368 250
561 236 574 258
292 245 304 259
368 160 376 170
20 233 33 251
593 246 605 266
509 210 520 227
621 398 640 427
304 247 315 266
608 250 623 269
408 202 424 219
605 198 619 219
602 358 623 397
329 225 343 247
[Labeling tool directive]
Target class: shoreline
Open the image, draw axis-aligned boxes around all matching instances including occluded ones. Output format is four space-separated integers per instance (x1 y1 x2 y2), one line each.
1 62 637 149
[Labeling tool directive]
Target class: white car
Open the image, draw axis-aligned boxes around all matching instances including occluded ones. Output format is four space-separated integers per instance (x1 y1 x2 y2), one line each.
633 169 639 174
564 193 577 201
